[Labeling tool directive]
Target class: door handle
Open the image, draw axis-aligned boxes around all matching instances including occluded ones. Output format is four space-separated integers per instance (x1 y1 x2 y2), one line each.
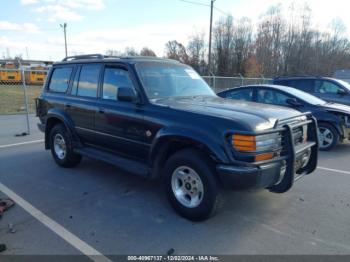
65 103 71 108
98 108 105 114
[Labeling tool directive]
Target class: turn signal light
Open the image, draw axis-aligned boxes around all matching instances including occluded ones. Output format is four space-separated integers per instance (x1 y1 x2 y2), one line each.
232 134 256 152
255 153 274 162
232 133 277 162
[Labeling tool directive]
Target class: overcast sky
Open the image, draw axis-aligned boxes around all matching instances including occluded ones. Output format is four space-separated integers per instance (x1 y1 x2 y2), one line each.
1 0 349 61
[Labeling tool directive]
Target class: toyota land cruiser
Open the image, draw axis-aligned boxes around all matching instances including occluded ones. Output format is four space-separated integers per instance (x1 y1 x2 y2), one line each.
36 54 318 221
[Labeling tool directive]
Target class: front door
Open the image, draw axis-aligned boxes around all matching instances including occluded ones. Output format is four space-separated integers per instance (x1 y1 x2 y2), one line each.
94 65 150 161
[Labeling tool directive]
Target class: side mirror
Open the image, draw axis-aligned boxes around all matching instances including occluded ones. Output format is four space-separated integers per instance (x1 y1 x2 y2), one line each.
337 89 347 95
117 87 138 102
286 98 303 107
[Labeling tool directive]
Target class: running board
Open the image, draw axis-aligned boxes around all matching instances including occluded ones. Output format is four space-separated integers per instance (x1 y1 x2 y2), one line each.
74 147 150 178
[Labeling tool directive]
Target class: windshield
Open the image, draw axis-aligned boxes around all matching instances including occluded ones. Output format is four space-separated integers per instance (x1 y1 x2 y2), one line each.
136 61 215 100
284 87 327 105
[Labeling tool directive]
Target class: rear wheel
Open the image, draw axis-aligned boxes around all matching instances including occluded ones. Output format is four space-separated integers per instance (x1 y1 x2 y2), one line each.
318 123 339 151
50 124 82 167
163 149 220 221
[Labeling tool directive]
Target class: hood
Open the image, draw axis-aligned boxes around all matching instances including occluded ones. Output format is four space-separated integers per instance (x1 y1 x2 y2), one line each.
153 96 303 131
323 102 350 115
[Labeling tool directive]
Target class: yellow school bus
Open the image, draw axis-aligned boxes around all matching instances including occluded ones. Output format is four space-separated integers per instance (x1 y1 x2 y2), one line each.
26 66 48 85
0 63 22 84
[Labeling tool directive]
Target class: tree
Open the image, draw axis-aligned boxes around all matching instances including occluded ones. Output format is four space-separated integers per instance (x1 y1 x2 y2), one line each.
244 55 262 77
105 49 122 56
187 32 207 74
124 47 139 56
212 15 235 76
233 17 253 75
165 40 189 63
140 47 156 57
255 5 284 77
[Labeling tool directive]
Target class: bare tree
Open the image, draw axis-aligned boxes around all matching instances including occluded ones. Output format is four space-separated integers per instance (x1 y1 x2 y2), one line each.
213 15 235 76
140 47 157 57
187 32 207 74
105 49 122 56
124 47 139 56
233 17 253 75
255 5 284 77
165 40 189 63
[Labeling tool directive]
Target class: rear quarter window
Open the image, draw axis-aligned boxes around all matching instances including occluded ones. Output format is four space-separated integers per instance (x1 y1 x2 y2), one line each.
274 79 291 86
285 79 315 92
48 67 73 93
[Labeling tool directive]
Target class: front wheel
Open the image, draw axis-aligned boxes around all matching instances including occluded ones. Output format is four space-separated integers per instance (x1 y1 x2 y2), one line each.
318 123 339 151
163 149 220 221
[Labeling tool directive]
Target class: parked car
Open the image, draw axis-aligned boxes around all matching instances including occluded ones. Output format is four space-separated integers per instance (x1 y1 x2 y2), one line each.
273 76 350 106
218 84 350 151
36 55 318 221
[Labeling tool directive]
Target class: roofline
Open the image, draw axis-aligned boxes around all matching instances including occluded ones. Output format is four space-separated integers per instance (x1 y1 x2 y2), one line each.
59 54 180 64
274 75 328 79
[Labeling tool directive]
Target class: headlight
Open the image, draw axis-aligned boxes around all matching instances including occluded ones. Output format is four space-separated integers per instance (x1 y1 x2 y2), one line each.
232 133 281 162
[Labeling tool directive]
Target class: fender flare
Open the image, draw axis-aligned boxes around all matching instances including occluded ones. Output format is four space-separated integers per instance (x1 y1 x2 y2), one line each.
45 108 80 149
149 126 230 176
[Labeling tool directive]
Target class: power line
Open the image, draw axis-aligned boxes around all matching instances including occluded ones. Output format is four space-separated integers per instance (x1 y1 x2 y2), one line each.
178 0 210 7
178 0 230 16
214 6 230 16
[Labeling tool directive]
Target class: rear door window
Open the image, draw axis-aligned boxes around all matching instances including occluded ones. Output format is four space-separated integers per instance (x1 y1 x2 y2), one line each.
76 64 101 98
48 67 73 93
315 80 344 94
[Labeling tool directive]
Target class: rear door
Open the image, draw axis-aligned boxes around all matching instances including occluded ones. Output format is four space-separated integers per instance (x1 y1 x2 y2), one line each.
65 63 102 145
314 80 350 104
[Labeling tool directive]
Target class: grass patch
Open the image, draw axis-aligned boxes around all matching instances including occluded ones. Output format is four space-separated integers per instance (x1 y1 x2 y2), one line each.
0 85 42 114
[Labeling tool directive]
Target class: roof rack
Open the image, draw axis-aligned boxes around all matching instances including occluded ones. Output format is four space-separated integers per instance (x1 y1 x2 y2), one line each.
62 54 106 61
61 54 179 63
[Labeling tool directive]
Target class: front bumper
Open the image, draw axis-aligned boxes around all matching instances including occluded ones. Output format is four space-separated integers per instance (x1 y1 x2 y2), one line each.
217 162 283 190
218 114 318 192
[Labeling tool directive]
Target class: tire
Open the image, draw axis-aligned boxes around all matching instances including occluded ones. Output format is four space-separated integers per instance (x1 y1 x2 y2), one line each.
163 149 220 221
49 123 82 167
318 123 339 151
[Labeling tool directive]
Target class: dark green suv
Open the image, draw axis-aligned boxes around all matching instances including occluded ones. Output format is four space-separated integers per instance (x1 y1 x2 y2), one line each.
36 54 319 220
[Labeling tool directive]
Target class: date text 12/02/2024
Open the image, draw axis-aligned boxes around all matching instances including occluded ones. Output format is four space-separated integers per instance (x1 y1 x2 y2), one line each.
127 256 219 261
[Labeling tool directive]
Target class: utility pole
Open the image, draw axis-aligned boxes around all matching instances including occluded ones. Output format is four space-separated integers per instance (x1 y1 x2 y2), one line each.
25 46 29 60
60 23 67 57
208 0 215 75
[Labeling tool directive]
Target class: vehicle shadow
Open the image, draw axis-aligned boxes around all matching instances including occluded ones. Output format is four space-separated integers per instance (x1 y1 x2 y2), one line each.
68 157 294 254
0 148 318 255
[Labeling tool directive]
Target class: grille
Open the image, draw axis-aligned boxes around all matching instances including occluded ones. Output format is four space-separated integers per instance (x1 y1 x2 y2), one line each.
279 120 308 156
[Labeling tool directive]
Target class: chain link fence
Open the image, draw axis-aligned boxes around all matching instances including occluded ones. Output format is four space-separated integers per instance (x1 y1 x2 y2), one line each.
0 67 48 135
